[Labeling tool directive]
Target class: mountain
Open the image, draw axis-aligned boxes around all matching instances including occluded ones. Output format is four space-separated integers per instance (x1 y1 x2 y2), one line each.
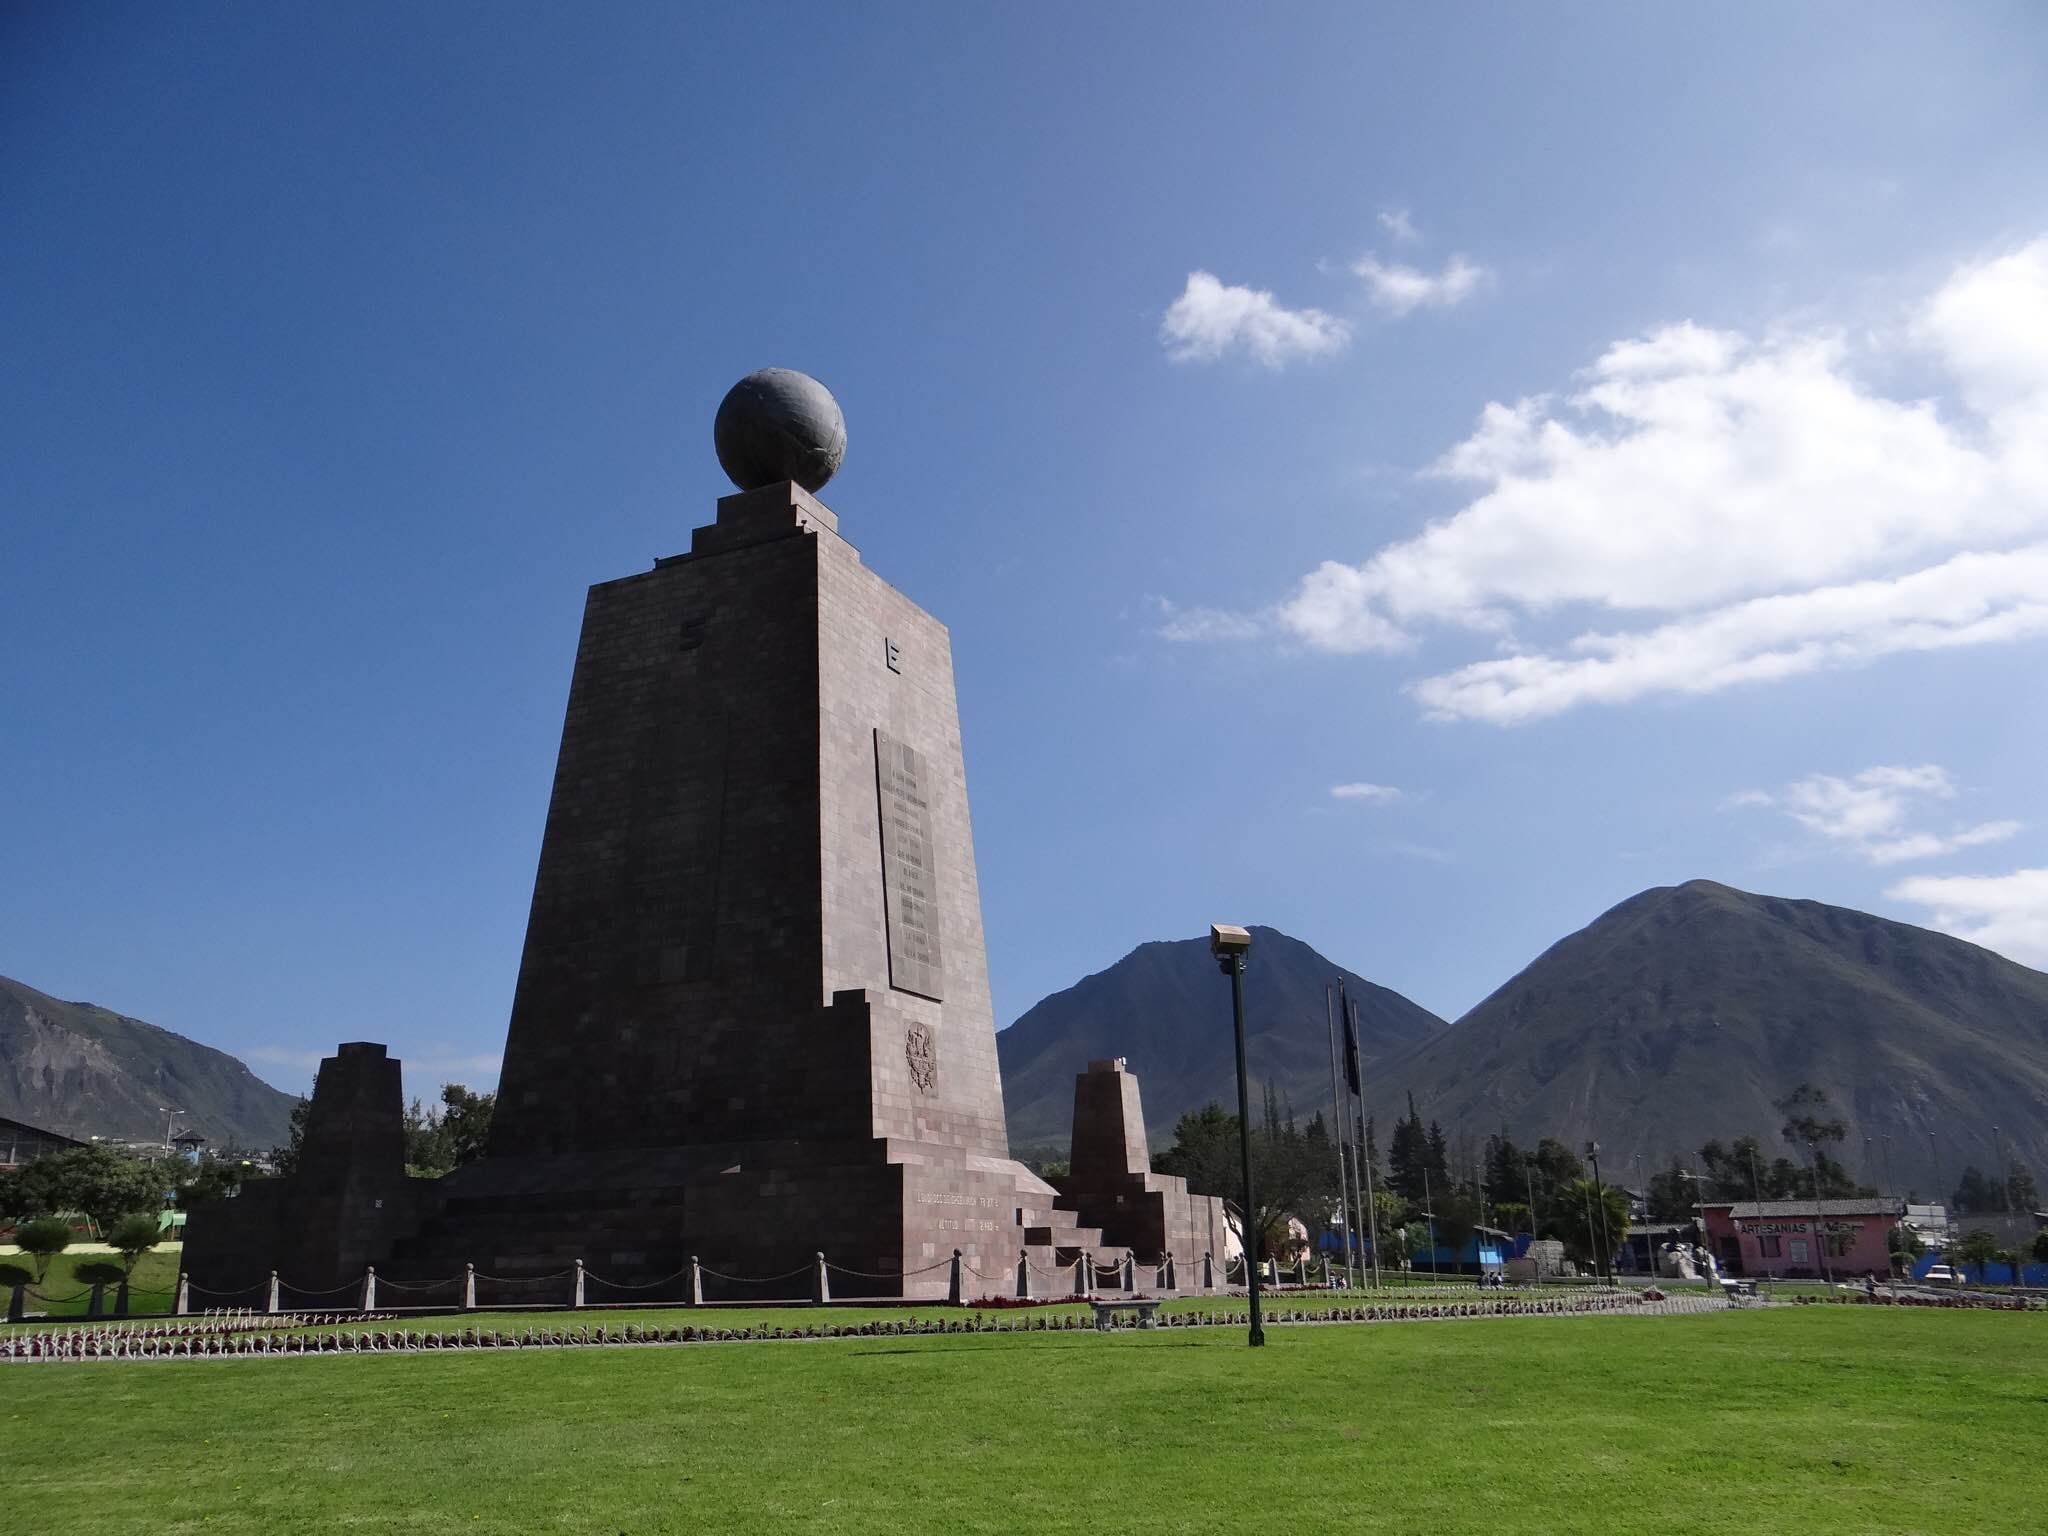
1362 880 2048 1197
997 926 1447 1151
0 972 299 1152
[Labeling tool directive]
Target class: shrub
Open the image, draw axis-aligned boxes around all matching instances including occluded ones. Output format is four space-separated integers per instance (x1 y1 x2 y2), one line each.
13 1216 74 1282
105 1212 162 1272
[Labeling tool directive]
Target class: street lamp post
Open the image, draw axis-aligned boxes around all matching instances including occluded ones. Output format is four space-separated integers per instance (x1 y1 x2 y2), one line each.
1634 1152 1647 1277
1211 924 1263 1348
1808 1142 1833 1286
1586 1141 1612 1285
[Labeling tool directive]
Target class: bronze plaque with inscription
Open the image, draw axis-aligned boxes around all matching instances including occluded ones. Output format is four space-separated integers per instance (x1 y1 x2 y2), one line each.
875 728 945 1000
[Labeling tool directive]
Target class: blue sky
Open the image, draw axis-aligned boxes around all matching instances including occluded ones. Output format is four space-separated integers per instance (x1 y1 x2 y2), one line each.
7 5 2048 1098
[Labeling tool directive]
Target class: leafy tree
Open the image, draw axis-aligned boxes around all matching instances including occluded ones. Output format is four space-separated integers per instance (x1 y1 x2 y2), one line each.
14 1216 73 1283
1432 1189 1481 1259
1646 1161 1697 1222
403 1083 498 1177
1492 1200 1533 1236
1425 1121 1451 1192
270 1095 311 1176
176 1158 247 1207
5 1144 164 1234
1387 1094 1429 1201
2031 1228 2048 1266
1156 1097 1338 1263
1952 1229 2000 1273
1888 1224 1925 1263
2006 1166 2039 1212
1154 1103 1238 1194
1952 1166 2000 1214
1548 1180 1630 1272
1778 1083 1847 1148
106 1212 162 1274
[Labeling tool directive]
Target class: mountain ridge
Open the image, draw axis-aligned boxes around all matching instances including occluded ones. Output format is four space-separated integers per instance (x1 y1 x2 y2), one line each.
0 971 299 1152
1357 879 2048 1195
996 925 1446 1149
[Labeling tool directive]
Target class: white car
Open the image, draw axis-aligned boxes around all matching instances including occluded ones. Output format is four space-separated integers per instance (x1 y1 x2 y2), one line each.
1922 1264 1963 1286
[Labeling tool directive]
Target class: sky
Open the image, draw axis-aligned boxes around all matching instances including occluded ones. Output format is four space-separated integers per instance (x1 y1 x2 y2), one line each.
6 4 2048 1100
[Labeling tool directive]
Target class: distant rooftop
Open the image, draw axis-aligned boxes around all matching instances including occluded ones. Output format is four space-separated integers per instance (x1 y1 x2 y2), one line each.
1705 1198 1904 1219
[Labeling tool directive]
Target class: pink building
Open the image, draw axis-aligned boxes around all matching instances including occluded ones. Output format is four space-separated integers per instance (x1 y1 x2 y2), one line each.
1701 1198 1903 1279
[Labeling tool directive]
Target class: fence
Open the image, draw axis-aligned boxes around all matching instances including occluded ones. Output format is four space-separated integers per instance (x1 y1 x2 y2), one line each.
3 1287 1735 1365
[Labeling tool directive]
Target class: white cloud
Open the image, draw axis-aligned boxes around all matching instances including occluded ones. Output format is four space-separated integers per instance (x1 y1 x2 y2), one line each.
1886 868 2048 967
1378 208 1421 243
1244 237 2048 723
1731 764 2021 865
1352 253 1489 315
1404 542 2048 723
1331 782 1403 803
1153 596 1269 643
1160 270 1350 367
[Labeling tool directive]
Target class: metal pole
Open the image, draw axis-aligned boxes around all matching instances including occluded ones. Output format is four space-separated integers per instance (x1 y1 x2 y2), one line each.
1323 988 1356 1288
1226 952 1265 1347
1420 1158 1437 1279
1356 1131 1382 1288
1809 1144 1832 1285
1587 1143 1612 1285
1633 1152 1646 1277
1994 1124 2015 1224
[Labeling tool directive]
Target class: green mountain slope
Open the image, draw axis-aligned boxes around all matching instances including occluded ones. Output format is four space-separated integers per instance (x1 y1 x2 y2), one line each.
1362 880 2048 1196
996 926 1446 1150
0 972 298 1151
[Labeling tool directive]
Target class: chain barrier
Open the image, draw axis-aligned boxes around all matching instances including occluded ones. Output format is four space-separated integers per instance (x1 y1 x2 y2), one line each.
822 1259 952 1280
698 1264 814 1285
583 1266 691 1292
474 1269 574 1284
278 1279 362 1298
4 1288 1772 1364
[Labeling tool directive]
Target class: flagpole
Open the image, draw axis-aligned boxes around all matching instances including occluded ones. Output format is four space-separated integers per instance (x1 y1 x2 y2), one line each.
1338 980 1368 1287
1324 987 1357 1288
1349 996 1383 1288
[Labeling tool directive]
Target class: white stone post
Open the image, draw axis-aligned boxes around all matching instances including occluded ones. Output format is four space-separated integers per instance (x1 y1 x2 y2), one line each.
813 1252 830 1306
463 1264 477 1311
359 1266 377 1312
266 1271 280 1314
174 1272 191 1315
571 1259 585 1309
688 1255 703 1307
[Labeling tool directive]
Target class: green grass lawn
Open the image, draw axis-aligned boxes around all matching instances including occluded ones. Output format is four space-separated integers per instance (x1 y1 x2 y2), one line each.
0 1244 182 1318
5 1306 2042 1534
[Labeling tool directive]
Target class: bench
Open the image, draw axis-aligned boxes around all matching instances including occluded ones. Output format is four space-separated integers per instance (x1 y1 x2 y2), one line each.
1089 1298 1163 1331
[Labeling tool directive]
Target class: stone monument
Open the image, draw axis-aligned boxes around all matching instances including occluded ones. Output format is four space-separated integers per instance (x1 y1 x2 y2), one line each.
1053 1058 1230 1276
188 370 1110 1299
